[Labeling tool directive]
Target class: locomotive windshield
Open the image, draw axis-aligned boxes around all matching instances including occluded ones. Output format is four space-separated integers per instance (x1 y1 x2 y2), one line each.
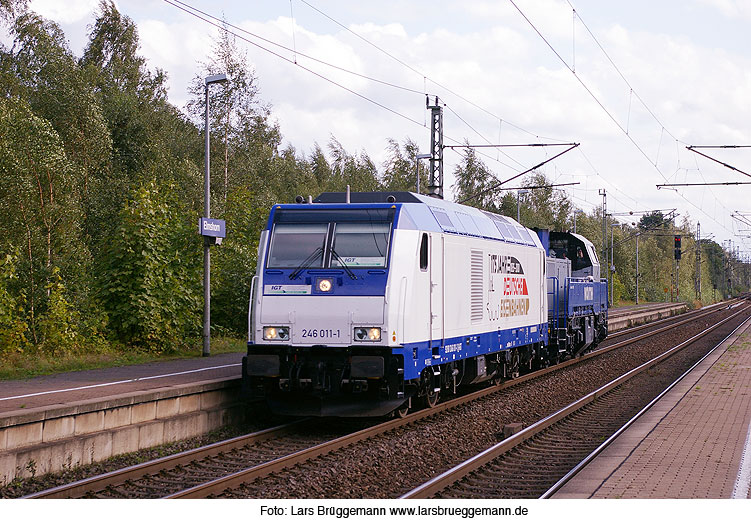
267 208 394 269
267 224 327 268
331 223 390 267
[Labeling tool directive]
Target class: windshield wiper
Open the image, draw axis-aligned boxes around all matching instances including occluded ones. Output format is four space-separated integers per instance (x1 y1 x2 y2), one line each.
289 246 323 280
331 249 357 280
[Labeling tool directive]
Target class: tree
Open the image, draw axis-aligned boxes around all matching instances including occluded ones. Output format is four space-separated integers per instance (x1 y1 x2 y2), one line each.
639 211 670 231
326 137 381 192
513 173 572 230
0 0 26 24
98 180 200 351
451 143 502 211
0 98 85 344
0 252 28 357
3 12 112 225
186 27 275 213
382 137 429 193
81 1 166 101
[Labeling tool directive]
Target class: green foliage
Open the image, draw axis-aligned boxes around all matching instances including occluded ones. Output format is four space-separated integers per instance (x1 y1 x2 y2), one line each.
0 97 89 341
0 0 27 23
382 138 429 193
612 271 627 304
211 187 271 333
98 181 200 352
0 0 745 378
451 143 502 211
0 252 28 357
37 268 79 356
82 1 166 101
513 173 573 230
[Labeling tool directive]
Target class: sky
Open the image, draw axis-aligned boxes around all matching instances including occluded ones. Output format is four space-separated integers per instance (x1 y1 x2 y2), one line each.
16 0 751 254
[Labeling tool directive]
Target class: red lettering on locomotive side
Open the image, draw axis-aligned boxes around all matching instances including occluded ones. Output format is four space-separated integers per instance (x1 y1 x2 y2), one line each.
503 277 529 296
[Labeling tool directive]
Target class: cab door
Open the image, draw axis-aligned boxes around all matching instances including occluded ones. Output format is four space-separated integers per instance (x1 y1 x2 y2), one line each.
429 232 444 346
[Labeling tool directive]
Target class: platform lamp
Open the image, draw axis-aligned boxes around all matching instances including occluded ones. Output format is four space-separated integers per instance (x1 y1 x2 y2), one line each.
415 153 431 193
203 73 228 357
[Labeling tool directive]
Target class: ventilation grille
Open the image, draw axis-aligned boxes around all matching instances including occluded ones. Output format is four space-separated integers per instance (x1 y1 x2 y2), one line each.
470 249 484 323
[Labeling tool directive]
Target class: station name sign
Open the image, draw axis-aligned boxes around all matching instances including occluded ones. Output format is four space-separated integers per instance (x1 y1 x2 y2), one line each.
199 217 226 238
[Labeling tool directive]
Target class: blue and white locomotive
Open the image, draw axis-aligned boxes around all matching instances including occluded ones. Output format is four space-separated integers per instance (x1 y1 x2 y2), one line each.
242 191 608 417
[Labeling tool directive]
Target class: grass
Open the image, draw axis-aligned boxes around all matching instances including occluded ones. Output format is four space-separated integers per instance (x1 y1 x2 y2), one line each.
0 336 246 381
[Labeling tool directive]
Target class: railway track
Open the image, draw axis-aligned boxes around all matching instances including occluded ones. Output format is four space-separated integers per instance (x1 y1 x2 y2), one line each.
23 301 742 499
607 300 729 342
400 302 751 499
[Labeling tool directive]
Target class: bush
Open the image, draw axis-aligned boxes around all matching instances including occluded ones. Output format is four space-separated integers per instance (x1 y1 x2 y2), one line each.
0 253 28 358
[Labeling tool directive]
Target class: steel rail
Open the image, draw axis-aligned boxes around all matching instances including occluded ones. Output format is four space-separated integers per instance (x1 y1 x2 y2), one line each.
24 301 733 499
166 303 740 499
23 419 311 499
608 300 730 339
540 312 751 498
398 303 751 498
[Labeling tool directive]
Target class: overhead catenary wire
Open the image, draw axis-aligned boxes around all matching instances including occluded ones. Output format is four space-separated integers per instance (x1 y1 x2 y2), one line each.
164 0 426 128
168 0 737 250
297 0 605 195
165 0 582 196
686 146 751 179
458 143 580 205
172 0 641 215
168 1 425 96
294 1 640 210
298 0 567 144
511 0 747 250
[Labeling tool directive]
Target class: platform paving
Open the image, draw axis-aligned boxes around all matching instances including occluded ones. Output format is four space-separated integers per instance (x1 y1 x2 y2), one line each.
0 351 244 416
554 312 751 499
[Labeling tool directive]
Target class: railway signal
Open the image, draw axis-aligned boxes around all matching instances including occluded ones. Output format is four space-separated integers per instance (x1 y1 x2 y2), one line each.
674 235 682 260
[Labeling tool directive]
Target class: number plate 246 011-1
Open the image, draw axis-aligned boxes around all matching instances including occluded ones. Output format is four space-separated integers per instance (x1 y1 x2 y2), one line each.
298 326 349 343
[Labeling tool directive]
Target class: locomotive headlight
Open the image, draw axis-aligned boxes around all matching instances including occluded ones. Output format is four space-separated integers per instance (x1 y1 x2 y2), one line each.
354 327 382 342
263 326 290 341
317 278 333 293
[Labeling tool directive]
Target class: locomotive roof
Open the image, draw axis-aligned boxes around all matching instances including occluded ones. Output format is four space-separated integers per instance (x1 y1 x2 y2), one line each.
314 191 423 203
312 191 542 248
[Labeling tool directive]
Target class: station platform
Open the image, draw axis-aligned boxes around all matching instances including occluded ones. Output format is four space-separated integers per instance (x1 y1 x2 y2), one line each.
0 304 685 417
0 351 245 416
554 314 751 499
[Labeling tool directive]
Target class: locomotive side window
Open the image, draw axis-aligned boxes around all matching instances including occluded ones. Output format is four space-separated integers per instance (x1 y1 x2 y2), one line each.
267 223 327 268
571 244 592 271
331 222 390 268
420 233 428 271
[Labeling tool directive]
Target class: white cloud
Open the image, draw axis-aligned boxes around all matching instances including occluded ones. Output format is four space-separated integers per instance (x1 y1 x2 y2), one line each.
29 0 100 25
697 0 751 20
19 0 751 245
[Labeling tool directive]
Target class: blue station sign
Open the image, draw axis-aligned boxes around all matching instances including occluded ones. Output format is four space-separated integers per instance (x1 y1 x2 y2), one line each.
200 217 226 238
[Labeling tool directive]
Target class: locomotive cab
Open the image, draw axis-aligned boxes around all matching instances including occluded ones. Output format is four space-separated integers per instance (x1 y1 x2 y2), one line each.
540 231 608 359
548 232 600 279
244 196 421 417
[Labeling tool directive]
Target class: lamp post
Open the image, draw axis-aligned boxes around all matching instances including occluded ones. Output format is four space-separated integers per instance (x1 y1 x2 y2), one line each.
203 73 228 357
415 153 431 193
517 189 529 223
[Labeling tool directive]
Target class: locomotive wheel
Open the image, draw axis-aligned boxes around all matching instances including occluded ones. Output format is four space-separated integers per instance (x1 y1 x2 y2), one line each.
424 388 440 408
394 399 410 418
